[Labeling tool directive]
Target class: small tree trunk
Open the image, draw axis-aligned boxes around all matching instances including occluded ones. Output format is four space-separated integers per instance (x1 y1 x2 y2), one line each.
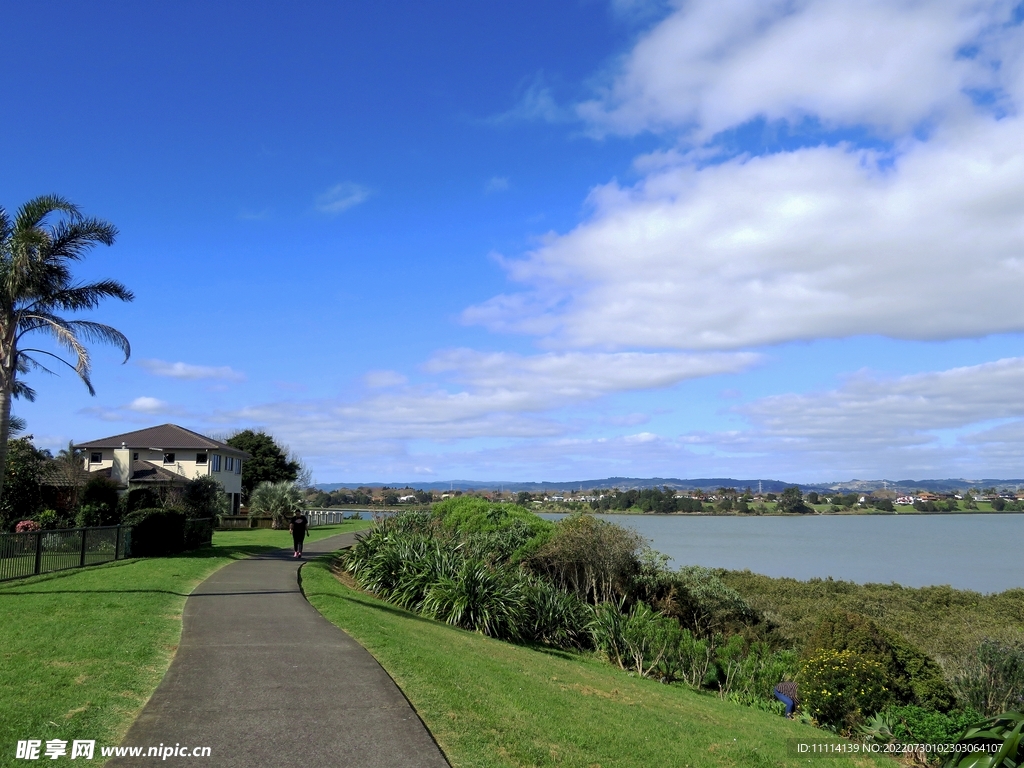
0 376 13 503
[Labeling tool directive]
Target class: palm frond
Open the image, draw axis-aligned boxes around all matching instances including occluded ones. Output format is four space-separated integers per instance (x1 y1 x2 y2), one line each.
11 380 36 402
45 218 118 260
14 195 81 232
32 279 134 312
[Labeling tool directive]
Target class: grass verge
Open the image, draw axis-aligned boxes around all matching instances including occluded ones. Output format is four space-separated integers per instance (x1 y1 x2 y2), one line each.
0 521 370 765
302 555 896 768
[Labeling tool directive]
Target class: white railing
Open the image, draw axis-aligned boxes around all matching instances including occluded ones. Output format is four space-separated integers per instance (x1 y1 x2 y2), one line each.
303 509 364 527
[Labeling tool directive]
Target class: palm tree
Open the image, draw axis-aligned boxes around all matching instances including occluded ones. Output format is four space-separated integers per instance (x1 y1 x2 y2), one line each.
0 195 134 500
248 481 303 528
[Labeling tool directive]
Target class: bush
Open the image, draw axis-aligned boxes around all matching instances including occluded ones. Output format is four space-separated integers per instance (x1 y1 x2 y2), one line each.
528 513 643 604
125 487 161 514
248 481 302 528
15 520 40 532
422 559 529 640
431 497 552 561
125 508 186 557
181 475 227 519
804 611 956 711
670 566 759 637
941 712 1024 768
880 705 982 749
950 639 1024 716
799 648 889 730
79 476 121 525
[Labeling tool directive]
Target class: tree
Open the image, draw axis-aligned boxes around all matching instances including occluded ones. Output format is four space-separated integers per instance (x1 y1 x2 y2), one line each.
248 480 302 528
0 436 48 530
225 429 300 502
0 196 133 502
180 475 228 519
777 486 810 513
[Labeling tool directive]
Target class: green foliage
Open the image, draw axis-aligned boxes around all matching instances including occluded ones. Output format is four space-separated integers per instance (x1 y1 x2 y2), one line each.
225 429 299 501
777 486 811 514
125 486 161 514
422 559 529 640
76 475 121 526
247 480 302 528
805 611 957 711
799 648 889 729
950 639 1024 716
717 570 1024 672
180 475 227 519
880 705 982 749
592 486 704 513
669 565 759 636
125 508 186 557
431 496 552 562
0 436 47 530
714 640 799 704
529 513 643 604
942 711 1024 768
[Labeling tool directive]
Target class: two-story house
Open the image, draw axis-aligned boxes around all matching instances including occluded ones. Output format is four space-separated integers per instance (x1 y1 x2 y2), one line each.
77 424 250 513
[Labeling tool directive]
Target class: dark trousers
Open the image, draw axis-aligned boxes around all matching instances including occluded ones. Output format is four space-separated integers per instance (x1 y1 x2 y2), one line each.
292 533 304 552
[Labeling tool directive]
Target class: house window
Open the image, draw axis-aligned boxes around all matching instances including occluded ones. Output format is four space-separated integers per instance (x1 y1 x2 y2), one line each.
225 457 234 472
90 452 102 464
196 453 208 465
163 452 175 464
133 452 139 461
211 454 221 472
235 459 242 474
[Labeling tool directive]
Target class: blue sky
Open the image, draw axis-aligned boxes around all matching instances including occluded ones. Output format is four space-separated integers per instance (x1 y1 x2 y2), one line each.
5 0 1024 484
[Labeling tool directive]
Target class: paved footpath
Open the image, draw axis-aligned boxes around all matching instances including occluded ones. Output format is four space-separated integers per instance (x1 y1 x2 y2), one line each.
109 533 450 768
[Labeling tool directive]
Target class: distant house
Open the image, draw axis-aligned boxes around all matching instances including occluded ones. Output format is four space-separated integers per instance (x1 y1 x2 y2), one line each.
77 424 250 513
398 494 418 503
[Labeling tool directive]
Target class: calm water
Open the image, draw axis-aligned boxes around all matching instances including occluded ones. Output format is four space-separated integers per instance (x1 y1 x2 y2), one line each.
538 513 1024 594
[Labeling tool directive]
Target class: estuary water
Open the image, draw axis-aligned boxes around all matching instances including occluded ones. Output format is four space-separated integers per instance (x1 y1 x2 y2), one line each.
537 513 1024 594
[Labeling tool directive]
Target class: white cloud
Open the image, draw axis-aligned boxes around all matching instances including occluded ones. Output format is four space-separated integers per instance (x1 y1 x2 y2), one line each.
315 182 371 215
667 357 1024 478
465 113 1024 349
126 396 173 414
579 0 1017 139
140 359 245 382
488 75 570 124
203 350 755 466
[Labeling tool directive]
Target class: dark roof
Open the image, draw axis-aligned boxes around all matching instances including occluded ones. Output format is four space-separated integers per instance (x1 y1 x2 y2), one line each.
77 424 249 456
90 460 190 486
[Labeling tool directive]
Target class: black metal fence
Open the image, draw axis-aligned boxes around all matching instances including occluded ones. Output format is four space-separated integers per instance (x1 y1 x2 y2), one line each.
0 525 133 583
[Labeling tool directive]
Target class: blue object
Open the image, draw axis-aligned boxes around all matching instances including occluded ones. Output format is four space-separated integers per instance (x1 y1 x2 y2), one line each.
774 690 795 716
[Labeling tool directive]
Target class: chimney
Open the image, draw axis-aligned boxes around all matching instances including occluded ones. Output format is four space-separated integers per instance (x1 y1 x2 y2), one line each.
113 442 131 487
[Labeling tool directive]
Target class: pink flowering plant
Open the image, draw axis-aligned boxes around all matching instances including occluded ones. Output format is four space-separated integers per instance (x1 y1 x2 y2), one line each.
15 520 41 533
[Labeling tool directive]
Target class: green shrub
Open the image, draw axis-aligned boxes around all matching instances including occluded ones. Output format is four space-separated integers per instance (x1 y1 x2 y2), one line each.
658 627 715 688
941 711 1024 768
79 476 121 525
525 577 592 649
950 639 1024 716
670 566 759 636
125 508 186 557
422 559 529 640
180 475 227 519
805 611 956 711
431 497 552 561
529 514 644 604
881 705 982 749
799 648 889 729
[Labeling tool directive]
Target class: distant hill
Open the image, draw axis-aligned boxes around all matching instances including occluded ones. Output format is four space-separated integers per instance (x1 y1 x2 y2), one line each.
315 477 1024 494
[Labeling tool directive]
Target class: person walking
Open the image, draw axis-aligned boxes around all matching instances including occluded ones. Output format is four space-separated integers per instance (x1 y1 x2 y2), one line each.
289 512 309 558
774 681 799 718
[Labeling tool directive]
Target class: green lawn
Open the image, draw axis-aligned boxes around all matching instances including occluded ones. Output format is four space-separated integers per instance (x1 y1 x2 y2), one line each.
0 522 369 765
302 556 896 768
